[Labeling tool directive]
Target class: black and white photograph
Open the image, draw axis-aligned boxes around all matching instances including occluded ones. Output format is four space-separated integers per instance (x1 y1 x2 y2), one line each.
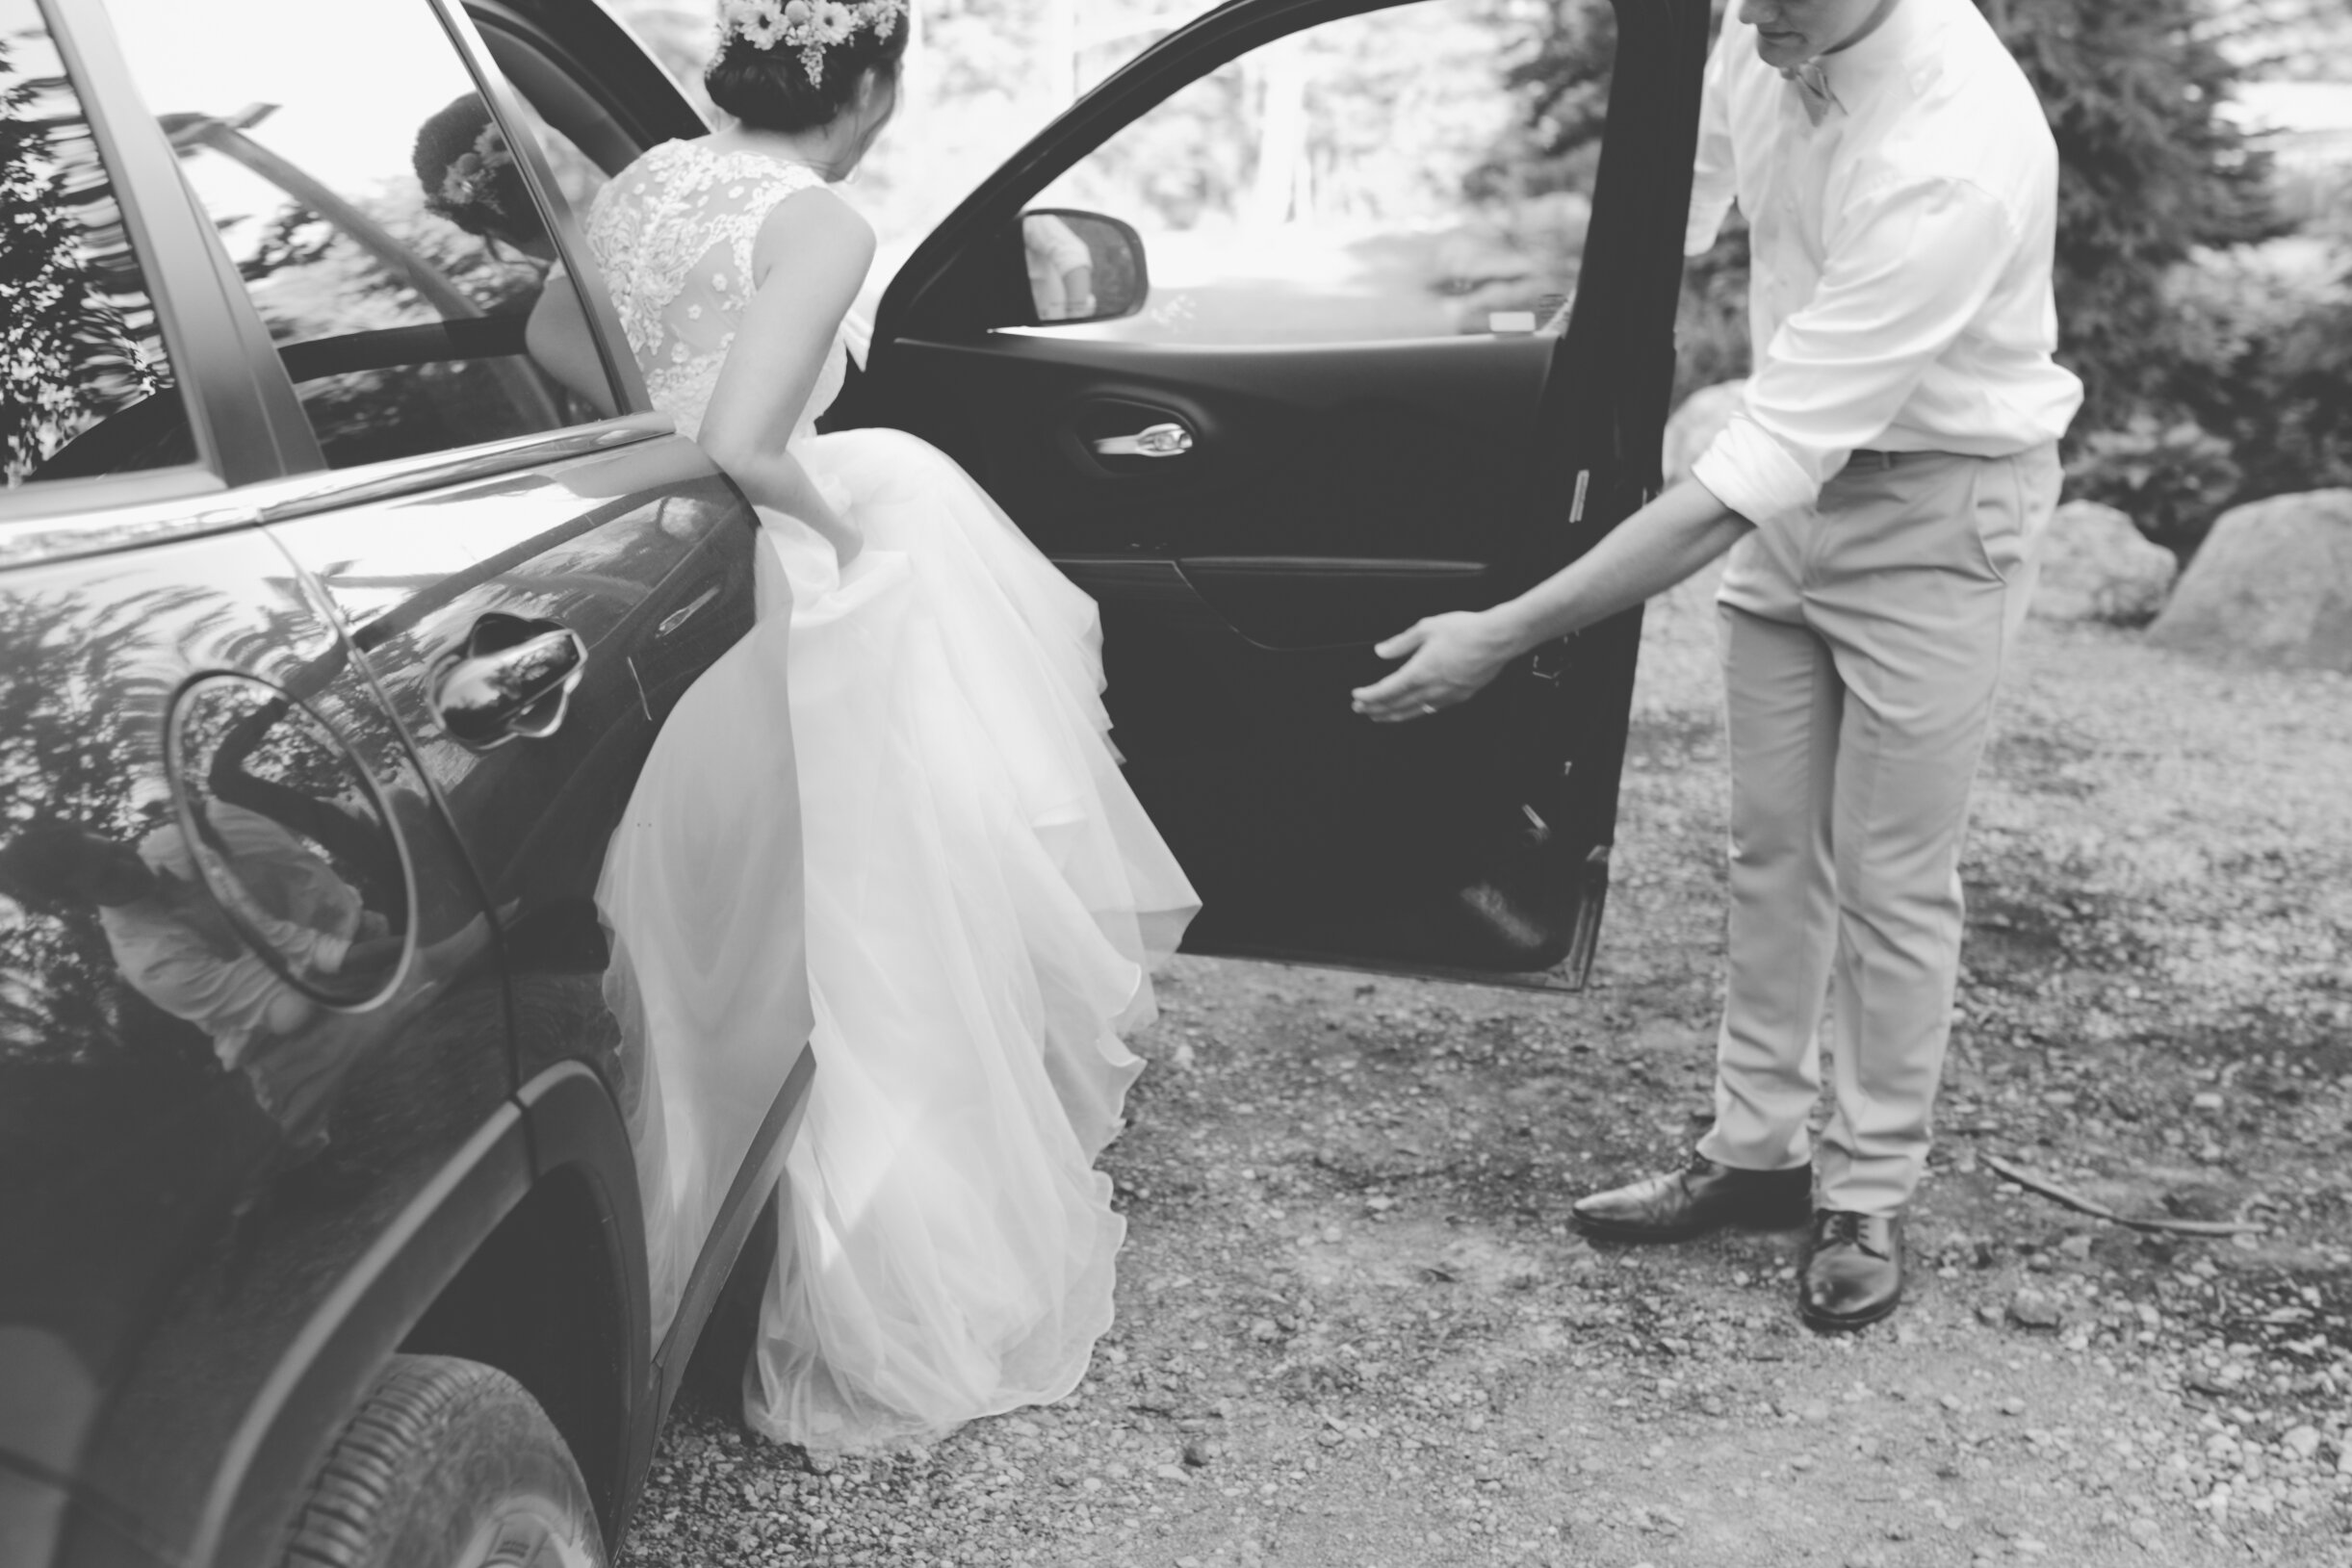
1 2 2347 1565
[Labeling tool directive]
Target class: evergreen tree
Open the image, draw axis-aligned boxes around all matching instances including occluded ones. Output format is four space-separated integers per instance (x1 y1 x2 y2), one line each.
1492 0 2280 428
1996 0 2279 428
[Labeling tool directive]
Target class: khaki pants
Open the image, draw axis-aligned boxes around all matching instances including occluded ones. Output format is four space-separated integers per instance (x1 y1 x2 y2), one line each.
1694 445 2061 1216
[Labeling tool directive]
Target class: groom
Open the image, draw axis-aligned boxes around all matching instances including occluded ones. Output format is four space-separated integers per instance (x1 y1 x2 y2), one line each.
1353 0 2081 1329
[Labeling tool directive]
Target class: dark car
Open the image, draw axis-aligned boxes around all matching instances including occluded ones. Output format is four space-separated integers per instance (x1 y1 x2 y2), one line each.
0 0 1706 1563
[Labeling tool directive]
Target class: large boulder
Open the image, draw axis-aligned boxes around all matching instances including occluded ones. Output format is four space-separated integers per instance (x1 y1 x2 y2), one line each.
2029 501 2179 625
2147 490 2352 671
1661 380 1746 487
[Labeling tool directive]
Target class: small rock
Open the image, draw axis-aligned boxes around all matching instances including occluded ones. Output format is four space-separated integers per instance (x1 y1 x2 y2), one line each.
1155 1462 1192 1482
1316 1428 1344 1448
2007 1290 2064 1331
1182 1437 1217 1467
2190 1091 2224 1113
2057 1234 2095 1261
2148 488 2352 672
2000 1397 2028 1416
2029 501 2179 625
1248 1318 1279 1343
2282 1425 2321 1460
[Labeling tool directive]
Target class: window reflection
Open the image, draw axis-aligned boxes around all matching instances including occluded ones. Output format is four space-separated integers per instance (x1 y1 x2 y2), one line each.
0 0 193 488
109 0 617 467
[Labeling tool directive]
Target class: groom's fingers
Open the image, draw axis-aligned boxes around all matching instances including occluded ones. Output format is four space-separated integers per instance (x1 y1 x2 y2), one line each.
1352 656 1439 720
1371 621 1428 662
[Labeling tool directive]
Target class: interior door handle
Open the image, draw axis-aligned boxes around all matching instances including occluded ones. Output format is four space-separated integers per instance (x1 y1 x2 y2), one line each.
434 612 588 749
1093 422 1194 458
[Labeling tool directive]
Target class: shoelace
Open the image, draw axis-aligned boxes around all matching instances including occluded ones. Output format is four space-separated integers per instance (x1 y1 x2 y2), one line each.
1817 1210 1890 1259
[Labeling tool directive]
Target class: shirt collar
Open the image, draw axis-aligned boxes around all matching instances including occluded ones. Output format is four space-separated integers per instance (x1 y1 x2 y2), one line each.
1817 0 1932 93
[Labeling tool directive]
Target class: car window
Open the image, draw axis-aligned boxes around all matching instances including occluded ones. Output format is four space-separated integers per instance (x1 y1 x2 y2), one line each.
0 0 196 490
1029 0 1582 346
106 0 622 470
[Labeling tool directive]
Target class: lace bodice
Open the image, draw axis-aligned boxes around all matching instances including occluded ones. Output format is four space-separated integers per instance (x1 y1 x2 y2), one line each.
585 140 850 443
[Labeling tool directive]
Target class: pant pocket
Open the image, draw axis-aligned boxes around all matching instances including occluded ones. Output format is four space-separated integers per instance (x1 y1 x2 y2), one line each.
1967 454 2031 585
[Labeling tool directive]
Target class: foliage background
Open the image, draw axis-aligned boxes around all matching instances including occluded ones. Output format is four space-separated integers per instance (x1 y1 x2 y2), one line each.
604 1 2347 553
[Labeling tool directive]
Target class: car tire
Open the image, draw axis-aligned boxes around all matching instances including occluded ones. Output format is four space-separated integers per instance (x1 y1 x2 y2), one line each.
283 1353 606 1568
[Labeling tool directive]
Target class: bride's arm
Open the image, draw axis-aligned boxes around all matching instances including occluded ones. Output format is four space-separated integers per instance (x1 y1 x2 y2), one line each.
696 187 875 565
524 271 619 418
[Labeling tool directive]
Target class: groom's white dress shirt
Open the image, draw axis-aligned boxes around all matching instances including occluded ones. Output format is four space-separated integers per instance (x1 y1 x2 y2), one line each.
1686 0 2084 529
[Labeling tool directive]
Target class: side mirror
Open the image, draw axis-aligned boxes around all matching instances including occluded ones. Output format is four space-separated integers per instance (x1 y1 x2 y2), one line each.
1017 209 1148 326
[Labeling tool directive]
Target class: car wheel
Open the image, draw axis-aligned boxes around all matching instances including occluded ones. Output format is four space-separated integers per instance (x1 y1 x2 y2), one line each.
283 1353 605 1568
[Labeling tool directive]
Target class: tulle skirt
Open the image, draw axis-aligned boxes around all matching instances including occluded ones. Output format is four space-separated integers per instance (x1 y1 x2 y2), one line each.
601 427 1196 1453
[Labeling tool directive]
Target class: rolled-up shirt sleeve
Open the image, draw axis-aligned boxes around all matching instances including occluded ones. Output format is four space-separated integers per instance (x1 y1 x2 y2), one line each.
1693 175 2013 527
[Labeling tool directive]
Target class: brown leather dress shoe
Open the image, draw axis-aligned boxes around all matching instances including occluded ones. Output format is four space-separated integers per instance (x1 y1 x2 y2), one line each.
1799 1210 1905 1330
1570 1152 1814 1243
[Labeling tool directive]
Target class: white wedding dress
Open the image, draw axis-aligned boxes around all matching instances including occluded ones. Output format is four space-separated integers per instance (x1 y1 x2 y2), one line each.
584 140 1198 1452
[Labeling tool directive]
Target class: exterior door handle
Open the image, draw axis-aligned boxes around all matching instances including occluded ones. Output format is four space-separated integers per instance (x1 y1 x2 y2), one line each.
434 612 587 749
1093 422 1194 458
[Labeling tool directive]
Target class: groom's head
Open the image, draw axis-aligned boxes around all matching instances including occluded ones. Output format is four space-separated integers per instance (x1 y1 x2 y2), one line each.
1740 0 1901 70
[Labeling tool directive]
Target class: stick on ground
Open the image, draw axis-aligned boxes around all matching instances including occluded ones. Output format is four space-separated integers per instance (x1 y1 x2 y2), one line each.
1983 1154 2267 1238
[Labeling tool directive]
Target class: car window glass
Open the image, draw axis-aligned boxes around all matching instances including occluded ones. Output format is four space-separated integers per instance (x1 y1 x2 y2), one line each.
0 0 195 489
107 0 620 469
470 21 636 196
1030 0 1583 346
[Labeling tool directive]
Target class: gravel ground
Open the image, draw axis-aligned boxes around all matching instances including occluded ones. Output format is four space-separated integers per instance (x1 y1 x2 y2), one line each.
618 565 2352 1568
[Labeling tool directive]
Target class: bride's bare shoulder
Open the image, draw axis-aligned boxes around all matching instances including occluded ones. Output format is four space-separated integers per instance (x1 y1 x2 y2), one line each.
753 181 875 272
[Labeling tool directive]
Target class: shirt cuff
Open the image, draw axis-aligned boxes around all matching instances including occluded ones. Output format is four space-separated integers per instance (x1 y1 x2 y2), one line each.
1691 413 1820 527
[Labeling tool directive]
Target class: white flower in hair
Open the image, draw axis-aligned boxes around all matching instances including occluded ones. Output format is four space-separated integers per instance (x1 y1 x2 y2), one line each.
720 0 788 52
719 0 908 88
811 3 857 44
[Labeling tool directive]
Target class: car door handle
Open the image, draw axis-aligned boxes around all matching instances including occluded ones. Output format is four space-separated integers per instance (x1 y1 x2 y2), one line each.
1093 422 1194 458
434 612 588 749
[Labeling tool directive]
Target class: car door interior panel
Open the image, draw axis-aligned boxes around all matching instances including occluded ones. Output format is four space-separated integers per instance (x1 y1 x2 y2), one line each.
860 0 1712 988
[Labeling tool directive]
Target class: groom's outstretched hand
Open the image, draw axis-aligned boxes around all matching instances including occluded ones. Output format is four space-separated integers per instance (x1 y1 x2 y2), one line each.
1351 609 1523 724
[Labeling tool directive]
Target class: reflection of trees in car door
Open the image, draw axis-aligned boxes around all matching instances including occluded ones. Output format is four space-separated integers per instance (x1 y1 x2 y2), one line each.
0 21 179 482
0 531 515 1510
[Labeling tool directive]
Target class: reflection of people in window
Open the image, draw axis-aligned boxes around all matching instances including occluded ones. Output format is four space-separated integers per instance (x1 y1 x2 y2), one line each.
0 810 396 1147
413 93 616 419
412 93 555 262
1023 214 1096 321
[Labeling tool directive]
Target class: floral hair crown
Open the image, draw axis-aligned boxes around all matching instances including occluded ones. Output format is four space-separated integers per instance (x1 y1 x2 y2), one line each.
719 0 907 89
430 123 517 227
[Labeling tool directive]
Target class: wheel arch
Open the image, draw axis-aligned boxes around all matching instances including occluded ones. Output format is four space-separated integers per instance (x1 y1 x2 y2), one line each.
193 1064 649 1568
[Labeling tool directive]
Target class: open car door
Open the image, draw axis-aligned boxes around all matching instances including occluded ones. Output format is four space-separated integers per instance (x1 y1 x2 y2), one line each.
848 0 1711 987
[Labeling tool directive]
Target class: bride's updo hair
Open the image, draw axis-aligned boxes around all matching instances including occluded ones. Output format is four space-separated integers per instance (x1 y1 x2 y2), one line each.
412 94 533 242
706 3 914 134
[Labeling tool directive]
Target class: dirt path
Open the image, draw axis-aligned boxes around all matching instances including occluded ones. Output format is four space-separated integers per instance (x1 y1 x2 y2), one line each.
620 572 2352 1568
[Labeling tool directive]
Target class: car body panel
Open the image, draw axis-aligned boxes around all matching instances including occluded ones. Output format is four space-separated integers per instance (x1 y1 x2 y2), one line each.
0 525 512 1563
259 424 791 1352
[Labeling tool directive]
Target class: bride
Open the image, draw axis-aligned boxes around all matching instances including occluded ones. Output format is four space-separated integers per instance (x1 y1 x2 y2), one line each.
546 0 1198 1452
